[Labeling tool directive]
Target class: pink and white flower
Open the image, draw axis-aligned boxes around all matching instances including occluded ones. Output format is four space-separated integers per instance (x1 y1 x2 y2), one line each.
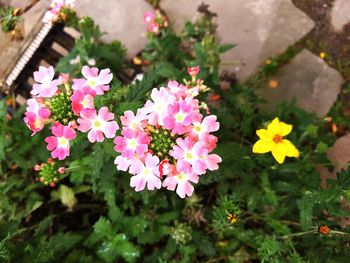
73 66 113 95
167 80 187 99
70 87 95 114
45 124 76 160
143 11 155 24
163 99 198 134
31 66 61 98
114 155 133 172
77 107 119 143
129 153 161 191
163 170 199 198
114 76 221 197
148 23 160 34
120 110 146 131
142 87 175 126
114 129 150 159
170 137 208 175
189 115 220 140
43 0 75 24
23 99 51 135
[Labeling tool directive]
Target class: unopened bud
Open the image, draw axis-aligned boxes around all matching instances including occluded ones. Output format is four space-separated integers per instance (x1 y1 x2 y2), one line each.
58 167 65 174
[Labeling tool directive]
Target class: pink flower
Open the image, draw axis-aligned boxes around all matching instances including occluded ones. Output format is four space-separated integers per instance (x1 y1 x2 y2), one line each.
204 154 222 171
114 129 150 159
189 115 219 140
45 124 76 160
73 66 113 95
77 107 119 143
163 170 199 198
24 99 51 135
170 137 208 175
163 99 198 135
120 110 146 131
142 87 175 126
114 156 132 171
167 80 187 99
129 153 161 191
70 88 95 114
188 66 200 76
31 66 61 98
143 11 155 23
148 22 160 34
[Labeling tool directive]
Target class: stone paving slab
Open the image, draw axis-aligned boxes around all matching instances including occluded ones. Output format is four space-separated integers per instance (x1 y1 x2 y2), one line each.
161 0 315 80
257 49 343 117
331 0 350 31
75 0 153 58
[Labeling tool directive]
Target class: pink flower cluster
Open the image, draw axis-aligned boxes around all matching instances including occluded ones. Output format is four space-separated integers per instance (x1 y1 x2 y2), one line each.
43 0 76 24
143 10 169 35
24 65 118 160
114 69 222 198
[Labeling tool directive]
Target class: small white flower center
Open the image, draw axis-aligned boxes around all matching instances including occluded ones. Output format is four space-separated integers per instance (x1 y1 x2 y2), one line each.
58 137 68 147
175 112 185 122
143 168 151 176
128 139 137 149
176 172 186 181
87 79 97 87
34 119 42 128
185 152 193 160
82 97 90 108
194 124 202 133
93 120 101 128
131 122 137 130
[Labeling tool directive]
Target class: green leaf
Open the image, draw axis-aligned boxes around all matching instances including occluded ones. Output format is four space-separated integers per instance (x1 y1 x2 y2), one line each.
218 44 236 54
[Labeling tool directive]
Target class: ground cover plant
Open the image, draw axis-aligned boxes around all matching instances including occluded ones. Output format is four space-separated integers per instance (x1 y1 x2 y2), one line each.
1 2 350 262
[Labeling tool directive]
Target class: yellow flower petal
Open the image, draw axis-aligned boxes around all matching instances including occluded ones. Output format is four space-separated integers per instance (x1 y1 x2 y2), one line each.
256 129 274 140
271 142 287 164
267 117 280 133
267 117 292 136
252 139 273 153
282 139 300 158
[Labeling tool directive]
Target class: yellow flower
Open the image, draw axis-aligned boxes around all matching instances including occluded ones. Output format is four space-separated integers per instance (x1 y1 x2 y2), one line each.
252 118 300 164
319 52 326 59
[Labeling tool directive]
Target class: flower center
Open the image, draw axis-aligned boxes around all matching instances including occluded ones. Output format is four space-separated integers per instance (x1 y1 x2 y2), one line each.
176 172 186 181
186 152 193 160
87 79 97 87
194 124 202 133
58 137 68 147
50 92 75 125
82 96 92 108
93 120 101 128
143 168 151 176
149 127 178 159
34 119 42 129
175 112 185 122
128 138 137 149
273 134 283 143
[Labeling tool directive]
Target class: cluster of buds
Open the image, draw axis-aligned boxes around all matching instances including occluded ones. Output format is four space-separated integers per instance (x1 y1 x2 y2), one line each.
24 65 119 160
114 66 221 198
34 158 65 187
143 10 169 35
42 0 76 24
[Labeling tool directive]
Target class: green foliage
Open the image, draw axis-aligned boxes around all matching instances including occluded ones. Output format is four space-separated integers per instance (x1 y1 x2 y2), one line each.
56 16 126 76
0 5 349 263
0 7 21 32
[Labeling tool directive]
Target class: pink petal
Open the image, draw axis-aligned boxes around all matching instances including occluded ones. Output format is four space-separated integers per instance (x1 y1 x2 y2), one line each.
82 66 98 78
103 121 119 138
98 68 113 84
45 136 58 151
63 126 76 140
98 107 114 121
77 118 92 132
